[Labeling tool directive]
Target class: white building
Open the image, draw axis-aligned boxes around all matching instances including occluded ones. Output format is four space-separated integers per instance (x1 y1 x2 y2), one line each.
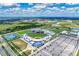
60 31 68 35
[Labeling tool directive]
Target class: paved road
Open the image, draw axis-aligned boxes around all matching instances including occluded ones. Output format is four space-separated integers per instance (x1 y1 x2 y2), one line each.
0 45 7 56
32 35 79 56
0 35 15 56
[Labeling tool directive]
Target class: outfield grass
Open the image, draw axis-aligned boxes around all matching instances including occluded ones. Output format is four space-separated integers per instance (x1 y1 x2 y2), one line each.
28 32 47 39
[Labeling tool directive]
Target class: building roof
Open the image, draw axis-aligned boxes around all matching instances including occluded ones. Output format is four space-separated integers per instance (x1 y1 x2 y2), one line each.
32 41 44 47
5 33 17 40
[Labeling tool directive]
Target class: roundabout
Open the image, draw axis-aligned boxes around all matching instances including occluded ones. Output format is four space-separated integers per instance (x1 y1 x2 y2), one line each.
21 28 55 47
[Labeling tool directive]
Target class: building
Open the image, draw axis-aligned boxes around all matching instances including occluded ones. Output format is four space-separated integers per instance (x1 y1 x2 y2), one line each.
69 28 79 38
60 31 68 35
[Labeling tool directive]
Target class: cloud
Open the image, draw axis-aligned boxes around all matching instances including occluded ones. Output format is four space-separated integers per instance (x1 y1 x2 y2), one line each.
65 7 79 13
33 4 47 9
0 3 20 7
0 3 79 17
47 7 60 10
33 5 46 9
61 6 66 9
28 3 34 6
67 3 79 5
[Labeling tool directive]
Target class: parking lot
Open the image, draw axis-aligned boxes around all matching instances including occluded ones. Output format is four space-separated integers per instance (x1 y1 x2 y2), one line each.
0 35 15 56
32 35 79 56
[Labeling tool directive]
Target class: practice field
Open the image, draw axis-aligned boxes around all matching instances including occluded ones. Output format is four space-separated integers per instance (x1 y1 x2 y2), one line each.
12 39 28 50
27 32 47 39
9 39 32 56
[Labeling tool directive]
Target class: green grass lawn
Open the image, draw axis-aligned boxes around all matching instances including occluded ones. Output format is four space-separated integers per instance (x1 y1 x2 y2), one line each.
59 22 79 28
51 27 71 34
14 29 47 39
2 29 31 38
28 32 47 39
0 21 45 34
15 29 32 36
77 50 79 56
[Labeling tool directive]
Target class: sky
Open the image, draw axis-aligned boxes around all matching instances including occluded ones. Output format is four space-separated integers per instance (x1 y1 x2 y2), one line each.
0 3 79 17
